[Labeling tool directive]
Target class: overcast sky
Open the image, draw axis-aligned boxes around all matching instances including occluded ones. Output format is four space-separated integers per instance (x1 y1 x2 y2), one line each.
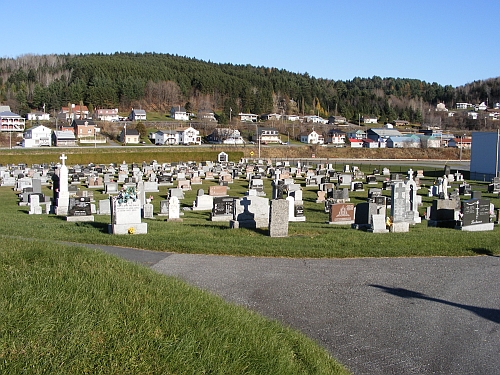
4 0 498 87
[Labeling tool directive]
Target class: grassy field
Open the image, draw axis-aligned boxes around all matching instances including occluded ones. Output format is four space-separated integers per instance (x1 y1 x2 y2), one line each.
0 238 348 374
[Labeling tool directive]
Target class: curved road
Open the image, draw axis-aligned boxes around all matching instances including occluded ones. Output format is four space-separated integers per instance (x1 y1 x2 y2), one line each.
82 244 499 375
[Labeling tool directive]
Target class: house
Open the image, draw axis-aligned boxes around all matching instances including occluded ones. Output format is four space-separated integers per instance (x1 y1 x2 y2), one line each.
361 116 378 124
392 120 410 127
325 129 345 146
468 111 478 120
22 125 52 147
346 129 367 140
283 114 300 122
386 135 420 148
239 113 258 122
494 103 500 109
348 138 363 148
260 113 282 121
26 111 50 121
300 130 324 145
328 116 347 125
366 128 402 142
456 103 470 109
253 127 281 143
119 126 140 144
448 137 472 149
207 128 242 144
418 135 441 148
72 119 97 138
362 138 379 148
198 109 217 122
476 102 487 111
58 104 89 121
149 130 178 145
52 130 77 147
95 108 119 122
303 115 328 124
170 106 189 121
177 126 201 145
0 110 26 132
128 108 147 121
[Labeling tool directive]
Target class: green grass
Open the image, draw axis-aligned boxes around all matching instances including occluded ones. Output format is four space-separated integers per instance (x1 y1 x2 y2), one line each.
0 238 347 374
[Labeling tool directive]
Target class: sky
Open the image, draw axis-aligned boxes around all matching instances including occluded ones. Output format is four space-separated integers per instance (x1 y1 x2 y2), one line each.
3 0 499 87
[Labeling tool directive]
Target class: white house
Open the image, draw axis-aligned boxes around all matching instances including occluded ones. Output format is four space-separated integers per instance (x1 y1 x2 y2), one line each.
254 127 281 144
208 128 243 144
22 124 52 147
435 103 448 112
362 116 378 124
149 130 178 145
95 108 119 122
346 129 367 139
476 102 487 111
300 130 324 144
128 108 147 121
239 113 258 122
0 110 26 132
303 115 328 124
349 138 363 148
283 114 300 122
177 126 201 145
456 102 470 109
57 104 89 121
468 111 478 120
119 126 140 144
171 106 189 121
26 111 50 121
260 113 282 121
325 129 346 146
198 109 217 122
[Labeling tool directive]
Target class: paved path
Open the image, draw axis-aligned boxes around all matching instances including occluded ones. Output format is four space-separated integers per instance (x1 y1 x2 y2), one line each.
85 243 500 375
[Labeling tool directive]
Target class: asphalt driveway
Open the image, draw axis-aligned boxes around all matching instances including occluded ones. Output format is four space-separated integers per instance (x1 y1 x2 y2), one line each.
87 243 500 375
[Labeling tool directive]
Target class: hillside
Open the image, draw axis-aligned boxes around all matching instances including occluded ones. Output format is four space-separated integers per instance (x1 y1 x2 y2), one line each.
0 53 499 130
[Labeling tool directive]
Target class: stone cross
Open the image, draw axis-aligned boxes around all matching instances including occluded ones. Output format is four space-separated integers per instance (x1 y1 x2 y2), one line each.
60 154 67 166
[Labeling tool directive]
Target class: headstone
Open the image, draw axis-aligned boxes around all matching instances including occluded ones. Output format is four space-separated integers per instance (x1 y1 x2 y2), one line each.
109 187 148 234
54 154 70 216
67 196 94 222
98 199 111 215
211 196 235 221
390 181 410 232
353 202 378 229
28 194 42 215
268 199 289 237
143 202 154 219
458 199 494 231
158 199 169 217
369 214 389 233
218 152 228 163
208 185 228 196
167 196 182 222
328 203 355 225
105 182 119 194
192 194 214 211
230 196 269 229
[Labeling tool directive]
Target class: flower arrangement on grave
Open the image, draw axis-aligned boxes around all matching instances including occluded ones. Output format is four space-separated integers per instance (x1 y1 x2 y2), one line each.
116 186 138 204
128 227 135 235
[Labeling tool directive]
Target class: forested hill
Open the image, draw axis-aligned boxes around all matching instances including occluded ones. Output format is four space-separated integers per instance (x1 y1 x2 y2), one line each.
0 52 499 124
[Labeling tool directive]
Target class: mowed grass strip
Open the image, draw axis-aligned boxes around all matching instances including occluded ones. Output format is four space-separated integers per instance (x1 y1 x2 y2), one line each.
0 238 349 375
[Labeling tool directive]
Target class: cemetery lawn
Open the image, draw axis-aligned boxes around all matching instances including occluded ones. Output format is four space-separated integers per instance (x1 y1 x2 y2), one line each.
1 170 499 257
0 237 348 375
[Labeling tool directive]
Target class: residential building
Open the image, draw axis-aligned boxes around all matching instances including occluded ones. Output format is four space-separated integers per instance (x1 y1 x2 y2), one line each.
325 129 345 146
239 113 258 122
386 135 420 148
72 119 97 138
253 127 281 143
26 111 50 121
468 111 478 120
58 104 89 121
95 108 119 122
448 137 472 149
198 109 217 122
300 130 324 145
149 130 177 145
476 102 487 111
177 126 201 145
328 116 347 125
128 108 147 121
456 102 470 109
362 138 379 148
362 116 378 124
348 138 363 148
170 106 189 121
392 120 410 127
283 114 300 122
0 110 26 132
435 103 448 112
346 129 367 140
22 125 52 147
52 130 77 147
366 128 403 142
260 113 282 121
303 115 328 124
119 126 140 144
207 128 242 144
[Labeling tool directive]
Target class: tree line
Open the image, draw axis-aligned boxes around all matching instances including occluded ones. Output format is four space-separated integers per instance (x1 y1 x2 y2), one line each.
1 52 499 125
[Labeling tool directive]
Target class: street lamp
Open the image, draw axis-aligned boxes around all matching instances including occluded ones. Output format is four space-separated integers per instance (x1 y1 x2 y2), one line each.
459 134 466 161
255 123 261 159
